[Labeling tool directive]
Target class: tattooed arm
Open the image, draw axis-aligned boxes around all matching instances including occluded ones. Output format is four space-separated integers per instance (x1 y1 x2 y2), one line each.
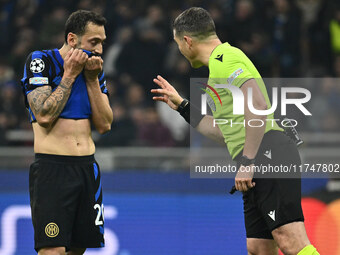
27 48 88 128
27 77 74 128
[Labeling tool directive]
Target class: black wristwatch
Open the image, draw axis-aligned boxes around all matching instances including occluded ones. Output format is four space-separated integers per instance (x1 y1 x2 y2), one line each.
238 155 256 166
177 99 189 114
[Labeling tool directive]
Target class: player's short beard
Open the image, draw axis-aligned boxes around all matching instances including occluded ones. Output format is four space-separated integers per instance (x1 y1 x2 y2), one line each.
76 36 82 48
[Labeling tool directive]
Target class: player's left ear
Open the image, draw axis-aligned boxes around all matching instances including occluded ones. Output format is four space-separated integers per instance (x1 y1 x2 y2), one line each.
67 32 78 48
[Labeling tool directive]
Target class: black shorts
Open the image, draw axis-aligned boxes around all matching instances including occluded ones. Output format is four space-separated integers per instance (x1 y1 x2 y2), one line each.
237 131 304 239
29 154 104 251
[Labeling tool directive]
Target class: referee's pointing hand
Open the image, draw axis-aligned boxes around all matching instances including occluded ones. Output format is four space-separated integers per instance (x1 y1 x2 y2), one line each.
151 75 183 110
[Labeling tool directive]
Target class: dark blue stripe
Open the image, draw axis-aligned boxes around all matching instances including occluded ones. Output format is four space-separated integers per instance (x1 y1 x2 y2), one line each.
51 50 63 69
53 48 64 65
99 225 104 234
93 163 98 180
23 63 27 79
32 51 48 58
48 51 61 74
95 180 102 201
29 108 35 121
100 242 104 247
99 71 105 81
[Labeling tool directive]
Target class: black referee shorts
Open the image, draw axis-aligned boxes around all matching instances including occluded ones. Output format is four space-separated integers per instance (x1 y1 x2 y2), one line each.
236 131 304 239
29 154 104 251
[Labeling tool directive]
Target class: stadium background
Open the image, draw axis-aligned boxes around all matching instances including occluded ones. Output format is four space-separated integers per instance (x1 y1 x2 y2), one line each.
0 0 340 254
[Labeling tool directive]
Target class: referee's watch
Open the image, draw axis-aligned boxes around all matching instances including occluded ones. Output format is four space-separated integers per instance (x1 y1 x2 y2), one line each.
238 155 256 166
177 99 189 113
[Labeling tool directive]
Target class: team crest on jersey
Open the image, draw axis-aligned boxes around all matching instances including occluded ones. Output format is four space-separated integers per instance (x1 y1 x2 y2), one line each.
30 58 45 73
227 68 243 84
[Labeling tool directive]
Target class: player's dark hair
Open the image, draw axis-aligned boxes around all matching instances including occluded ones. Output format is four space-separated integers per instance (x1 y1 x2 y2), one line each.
64 10 106 43
173 7 216 40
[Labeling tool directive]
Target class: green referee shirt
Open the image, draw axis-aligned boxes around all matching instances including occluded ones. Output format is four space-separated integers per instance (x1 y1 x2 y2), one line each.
207 42 283 159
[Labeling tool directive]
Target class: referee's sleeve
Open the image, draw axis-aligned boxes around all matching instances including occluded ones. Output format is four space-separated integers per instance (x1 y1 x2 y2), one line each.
225 63 253 88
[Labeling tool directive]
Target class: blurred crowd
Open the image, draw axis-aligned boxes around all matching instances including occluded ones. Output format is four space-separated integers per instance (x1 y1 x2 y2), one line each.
0 0 340 146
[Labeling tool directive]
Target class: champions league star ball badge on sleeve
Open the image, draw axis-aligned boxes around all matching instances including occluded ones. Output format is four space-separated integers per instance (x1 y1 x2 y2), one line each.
30 58 45 73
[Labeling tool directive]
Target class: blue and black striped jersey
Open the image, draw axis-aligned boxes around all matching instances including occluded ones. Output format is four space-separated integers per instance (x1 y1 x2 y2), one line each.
21 48 108 122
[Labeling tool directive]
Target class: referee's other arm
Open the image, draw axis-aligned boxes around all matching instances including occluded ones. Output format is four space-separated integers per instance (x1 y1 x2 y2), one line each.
235 78 267 192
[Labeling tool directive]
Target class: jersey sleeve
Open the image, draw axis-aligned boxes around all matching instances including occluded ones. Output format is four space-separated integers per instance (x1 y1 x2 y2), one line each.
21 51 51 95
225 62 253 88
210 47 255 88
98 70 109 96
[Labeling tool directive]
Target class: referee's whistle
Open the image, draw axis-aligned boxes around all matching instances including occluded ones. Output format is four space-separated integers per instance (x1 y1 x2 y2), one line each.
229 186 237 194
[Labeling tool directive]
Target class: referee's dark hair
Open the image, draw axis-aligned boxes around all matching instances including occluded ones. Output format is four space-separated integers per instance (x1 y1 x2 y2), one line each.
173 7 216 41
64 10 106 43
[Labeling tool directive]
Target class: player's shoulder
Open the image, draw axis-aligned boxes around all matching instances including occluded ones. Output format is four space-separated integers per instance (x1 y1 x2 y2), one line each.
25 49 56 70
27 49 50 58
24 49 56 76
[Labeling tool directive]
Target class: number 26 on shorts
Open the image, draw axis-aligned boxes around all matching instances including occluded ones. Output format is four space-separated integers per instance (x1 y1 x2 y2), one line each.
94 203 104 226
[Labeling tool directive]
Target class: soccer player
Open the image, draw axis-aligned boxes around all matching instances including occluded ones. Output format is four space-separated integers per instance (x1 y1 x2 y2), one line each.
20 10 113 255
152 7 319 255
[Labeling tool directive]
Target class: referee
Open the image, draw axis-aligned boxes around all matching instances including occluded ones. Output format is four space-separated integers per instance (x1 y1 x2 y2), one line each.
152 7 319 255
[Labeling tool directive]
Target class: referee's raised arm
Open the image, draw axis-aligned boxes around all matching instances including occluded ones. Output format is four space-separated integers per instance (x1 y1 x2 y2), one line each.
151 75 224 144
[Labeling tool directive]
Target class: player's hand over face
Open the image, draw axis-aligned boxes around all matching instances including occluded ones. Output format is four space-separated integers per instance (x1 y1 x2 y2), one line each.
84 56 103 82
235 165 256 192
151 75 184 111
63 48 88 80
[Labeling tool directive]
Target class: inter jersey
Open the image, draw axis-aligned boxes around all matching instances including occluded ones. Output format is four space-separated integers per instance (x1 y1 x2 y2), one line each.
21 49 108 122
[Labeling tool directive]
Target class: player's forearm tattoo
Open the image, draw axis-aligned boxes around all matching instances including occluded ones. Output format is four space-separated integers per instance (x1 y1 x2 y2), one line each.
28 77 74 123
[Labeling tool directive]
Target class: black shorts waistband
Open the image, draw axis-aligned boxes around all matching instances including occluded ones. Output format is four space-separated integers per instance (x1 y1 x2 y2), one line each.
233 130 286 162
35 153 95 163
